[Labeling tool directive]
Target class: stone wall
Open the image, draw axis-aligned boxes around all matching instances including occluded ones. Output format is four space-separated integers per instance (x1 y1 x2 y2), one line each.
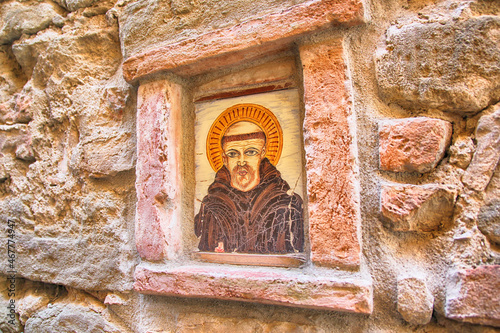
0 0 499 332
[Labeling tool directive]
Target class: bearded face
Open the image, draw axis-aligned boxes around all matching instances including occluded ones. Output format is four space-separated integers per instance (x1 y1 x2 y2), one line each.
222 138 266 192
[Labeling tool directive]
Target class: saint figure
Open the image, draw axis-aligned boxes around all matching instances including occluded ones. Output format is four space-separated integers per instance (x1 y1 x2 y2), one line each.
195 120 304 254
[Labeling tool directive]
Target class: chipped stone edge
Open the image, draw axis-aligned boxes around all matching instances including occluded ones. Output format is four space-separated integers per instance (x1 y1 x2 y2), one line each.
134 264 373 314
122 0 365 81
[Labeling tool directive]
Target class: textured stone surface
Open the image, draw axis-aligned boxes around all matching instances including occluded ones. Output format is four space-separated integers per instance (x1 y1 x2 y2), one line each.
175 313 317 333
193 55 297 102
122 0 364 80
375 16 500 113
0 14 137 292
381 184 457 232
449 137 475 169
445 265 500 327
478 199 500 245
300 39 360 268
0 0 499 331
0 277 22 333
0 124 35 162
478 162 500 245
24 303 126 333
54 0 98 12
379 118 452 173
0 46 26 104
0 1 62 45
462 103 500 192
134 265 373 314
397 275 434 325
136 80 183 261
1 235 135 291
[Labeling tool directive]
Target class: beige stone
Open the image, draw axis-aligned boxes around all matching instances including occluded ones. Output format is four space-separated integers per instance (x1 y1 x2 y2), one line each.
300 39 361 268
70 128 135 178
477 199 500 245
24 303 127 333
380 184 457 232
449 137 475 169
0 1 62 45
445 265 500 327
478 163 500 245
0 46 26 104
375 16 500 113
379 118 452 173
175 313 318 333
462 102 500 192
397 275 434 325
0 124 34 162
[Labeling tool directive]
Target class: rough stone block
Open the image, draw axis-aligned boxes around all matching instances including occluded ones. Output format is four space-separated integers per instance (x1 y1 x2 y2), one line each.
445 265 500 327
0 1 61 45
381 184 457 232
0 46 26 104
397 275 434 325
24 303 127 333
70 128 135 178
0 236 135 292
0 124 35 162
462 102 500 192
134 265 373 314
122 0 364 80
300 39 361 268
136 80 183 261
379 118 452 173
449 137 475 169
375 16 500 113
477 162 500 245
478 200 500 245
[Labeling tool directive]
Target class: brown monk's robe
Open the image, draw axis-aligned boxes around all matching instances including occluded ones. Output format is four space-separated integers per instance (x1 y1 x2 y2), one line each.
195 158 304 254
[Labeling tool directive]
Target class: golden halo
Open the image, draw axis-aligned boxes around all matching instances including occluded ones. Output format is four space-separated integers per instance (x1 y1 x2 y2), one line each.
206 103 283 172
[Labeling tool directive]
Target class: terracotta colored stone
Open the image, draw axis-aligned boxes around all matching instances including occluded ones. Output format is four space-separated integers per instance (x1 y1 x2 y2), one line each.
379 118 452 173
445 265 500 327
300 40 361 268
380 184 457 232
122 0 364 80
136 80 183 261
462 102 500 192
134 265 373 314
397 275 434 325
193 56 297 102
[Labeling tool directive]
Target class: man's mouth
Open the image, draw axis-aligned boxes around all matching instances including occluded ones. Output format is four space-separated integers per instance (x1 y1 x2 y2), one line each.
238 170 248 176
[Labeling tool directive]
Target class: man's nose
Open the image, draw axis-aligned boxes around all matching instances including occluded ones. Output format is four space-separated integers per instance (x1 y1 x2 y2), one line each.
237 154 246 165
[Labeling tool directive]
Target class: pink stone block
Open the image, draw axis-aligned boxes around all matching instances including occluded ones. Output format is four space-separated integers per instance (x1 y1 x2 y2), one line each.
134 265 373 314
445 265 500 327
136 80 183 261
300 40 361 268
379 117 452 173
123 0 364 81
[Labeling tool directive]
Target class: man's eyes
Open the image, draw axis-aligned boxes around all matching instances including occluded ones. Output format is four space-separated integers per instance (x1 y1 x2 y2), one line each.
245 149 259 156
226 151 239 158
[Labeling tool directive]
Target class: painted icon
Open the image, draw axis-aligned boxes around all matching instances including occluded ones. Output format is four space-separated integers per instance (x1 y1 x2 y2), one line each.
195 103 304 254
